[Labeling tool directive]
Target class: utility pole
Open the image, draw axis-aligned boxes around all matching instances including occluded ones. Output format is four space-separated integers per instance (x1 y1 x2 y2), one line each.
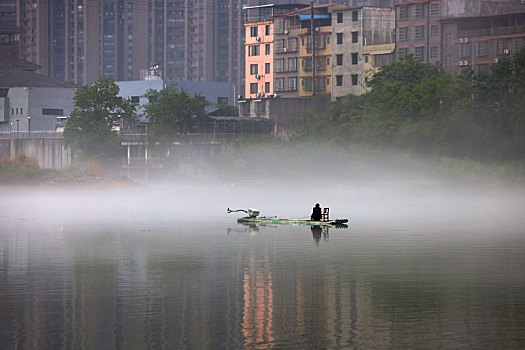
426 0 430 62
311 2 316 96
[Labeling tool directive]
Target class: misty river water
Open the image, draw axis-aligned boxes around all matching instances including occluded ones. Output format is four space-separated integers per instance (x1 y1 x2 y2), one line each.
1 182 525 349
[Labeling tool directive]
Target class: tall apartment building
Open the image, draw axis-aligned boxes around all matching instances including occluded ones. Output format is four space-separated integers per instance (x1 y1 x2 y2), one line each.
394 0 525 65
244 3 337 99
9 0 245 92
331 5 395 99
296 4 332 98
243 2 313 99
441 11 525 74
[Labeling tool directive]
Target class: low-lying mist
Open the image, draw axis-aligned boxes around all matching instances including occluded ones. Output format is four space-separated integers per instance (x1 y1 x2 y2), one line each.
2 145 524 235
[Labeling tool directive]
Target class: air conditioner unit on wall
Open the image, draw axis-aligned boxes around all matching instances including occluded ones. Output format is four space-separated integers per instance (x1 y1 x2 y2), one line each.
503 49 510 55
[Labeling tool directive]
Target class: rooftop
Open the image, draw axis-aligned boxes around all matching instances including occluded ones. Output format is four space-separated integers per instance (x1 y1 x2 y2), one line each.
0 69 78 88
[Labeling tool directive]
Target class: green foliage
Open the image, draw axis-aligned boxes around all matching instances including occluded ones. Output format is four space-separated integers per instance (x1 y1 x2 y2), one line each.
63 78 135 162
143 83 208 152
0 154 42 183
323 49 525 164
214 104 239 116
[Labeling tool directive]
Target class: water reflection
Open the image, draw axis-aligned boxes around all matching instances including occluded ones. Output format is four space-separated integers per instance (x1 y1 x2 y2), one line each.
1 219 525 349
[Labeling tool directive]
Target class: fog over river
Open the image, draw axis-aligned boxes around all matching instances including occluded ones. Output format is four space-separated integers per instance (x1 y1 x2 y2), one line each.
1 180 524 349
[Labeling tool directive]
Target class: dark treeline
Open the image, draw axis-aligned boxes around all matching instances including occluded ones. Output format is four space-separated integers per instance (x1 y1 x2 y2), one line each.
312 53 525 162
216 52 525 184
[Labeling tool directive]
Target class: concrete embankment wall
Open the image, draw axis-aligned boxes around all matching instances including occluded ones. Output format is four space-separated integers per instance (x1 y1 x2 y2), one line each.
0 136 71 169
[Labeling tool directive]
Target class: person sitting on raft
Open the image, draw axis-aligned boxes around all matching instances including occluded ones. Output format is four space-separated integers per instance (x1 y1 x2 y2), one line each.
311 203 322 221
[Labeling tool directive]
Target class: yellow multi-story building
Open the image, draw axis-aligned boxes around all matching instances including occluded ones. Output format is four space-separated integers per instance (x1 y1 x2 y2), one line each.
298 23 332 97
273 4 334 98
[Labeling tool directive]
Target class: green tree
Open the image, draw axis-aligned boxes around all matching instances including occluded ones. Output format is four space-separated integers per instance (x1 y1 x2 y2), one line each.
63 78 135 161
213 104 239 116
143 83 208 153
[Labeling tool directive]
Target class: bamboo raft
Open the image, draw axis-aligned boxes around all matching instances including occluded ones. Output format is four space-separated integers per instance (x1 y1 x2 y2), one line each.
227 208 348 228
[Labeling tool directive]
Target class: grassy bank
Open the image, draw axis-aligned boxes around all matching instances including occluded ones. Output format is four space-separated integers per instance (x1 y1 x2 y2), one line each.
0 155 133 187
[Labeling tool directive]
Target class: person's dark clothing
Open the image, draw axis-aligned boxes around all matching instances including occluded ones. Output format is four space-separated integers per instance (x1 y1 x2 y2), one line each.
311 225 322 242
311 205 322 221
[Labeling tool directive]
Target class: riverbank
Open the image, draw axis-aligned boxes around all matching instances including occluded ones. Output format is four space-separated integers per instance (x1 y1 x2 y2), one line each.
0 155 134 187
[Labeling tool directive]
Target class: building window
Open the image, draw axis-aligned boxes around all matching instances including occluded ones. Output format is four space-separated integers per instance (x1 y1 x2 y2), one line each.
399 27 408 41
250 64 258 75
374 53 393 67
445 33 454 46
275 58 284 72
42 108 64 115
414 25 425 41
288 57 297 72
250 83 258 94
337 12 343 23
265 82 270 93
398 47 409 57
477 41 488 57
217 97 229 104
288 38 298 52
336 54 343 65
275 39 285 53
414 4 423 18
364 55 369 63
248 45 260 56
336 75 342 86
288 77 297 91
430 3 439 16
430 46 438 59
250 26 258 37
274 78 284 92
352 11 358 22
352 31 358 43
444 55 452 68
414 46 425 60
265 44 270 55
460 44 470 58
352 53 358 65
11 108 14 115
399 6 407 20
336 33 343 44
351 74 358 86
274 18 284 34
20 108 23 115
265 25 270 35
265 63 270 74
303 78 313 91
430 25 438 37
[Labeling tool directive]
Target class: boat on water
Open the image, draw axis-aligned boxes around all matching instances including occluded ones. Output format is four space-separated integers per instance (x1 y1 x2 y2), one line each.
227 208 349 228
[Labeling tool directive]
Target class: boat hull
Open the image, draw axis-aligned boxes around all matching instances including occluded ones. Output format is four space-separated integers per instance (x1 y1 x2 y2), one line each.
237 217 348 227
